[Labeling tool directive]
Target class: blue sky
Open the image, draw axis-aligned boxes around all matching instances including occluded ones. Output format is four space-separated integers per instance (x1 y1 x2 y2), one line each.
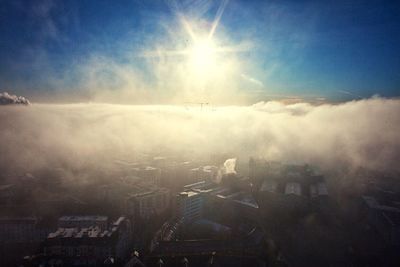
0 0 399 103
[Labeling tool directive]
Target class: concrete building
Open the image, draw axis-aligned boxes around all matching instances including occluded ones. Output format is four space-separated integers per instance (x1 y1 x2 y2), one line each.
58 216 109 230
42 217 131 266
362 195 400 246
310 182 329 198
0 184 16 204
0 216 50 243
256 164 329 217
177 191 204 223
189 166 219 183
131 166 161 185
127 187 170 220
284 182 302 196
0 217 54 267
260 180 278 193
177 179 261 224
177 181 228 223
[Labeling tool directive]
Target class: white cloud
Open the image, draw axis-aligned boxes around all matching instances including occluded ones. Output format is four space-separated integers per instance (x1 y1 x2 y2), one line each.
0 92 30 105
0 97 399 176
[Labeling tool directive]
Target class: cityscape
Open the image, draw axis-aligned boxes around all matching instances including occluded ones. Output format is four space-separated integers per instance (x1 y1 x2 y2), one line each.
1 155 399 266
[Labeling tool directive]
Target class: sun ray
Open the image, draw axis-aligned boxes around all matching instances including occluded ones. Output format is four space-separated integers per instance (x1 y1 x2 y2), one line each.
138 0 251 80
168 0 198 41
178 14 198 41
209 0 229 39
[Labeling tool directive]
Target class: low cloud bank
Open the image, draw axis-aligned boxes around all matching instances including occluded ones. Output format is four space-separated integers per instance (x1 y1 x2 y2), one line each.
0 97 399 177
0 92 30 105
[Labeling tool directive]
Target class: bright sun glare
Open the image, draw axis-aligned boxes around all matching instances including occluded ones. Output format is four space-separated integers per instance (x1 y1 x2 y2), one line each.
189 38 217 74
143 0 240 83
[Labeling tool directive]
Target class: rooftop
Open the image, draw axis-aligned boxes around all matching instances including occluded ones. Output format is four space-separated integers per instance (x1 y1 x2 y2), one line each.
383 211 400 226
58 216 108 222
179 191 199 198
260 180 278 193
183 181 207 190
131 187 169 198
48 217 126 239
285 182 302 196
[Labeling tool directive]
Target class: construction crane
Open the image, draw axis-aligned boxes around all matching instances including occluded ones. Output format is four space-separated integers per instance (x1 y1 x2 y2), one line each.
184 102 210 111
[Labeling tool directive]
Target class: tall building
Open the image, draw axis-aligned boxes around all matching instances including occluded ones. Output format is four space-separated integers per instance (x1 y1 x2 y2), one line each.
131 166 161 185
126 187 170 220
362 195 400 246
177 191 204 223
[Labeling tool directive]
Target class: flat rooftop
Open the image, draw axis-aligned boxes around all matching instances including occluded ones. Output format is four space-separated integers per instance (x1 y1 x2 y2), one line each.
260 180 278 193
179 191 199 198
285 182 302 196
58 215 108 222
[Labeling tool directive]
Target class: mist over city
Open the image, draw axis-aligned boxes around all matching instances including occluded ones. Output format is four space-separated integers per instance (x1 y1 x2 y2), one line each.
1 0 400 267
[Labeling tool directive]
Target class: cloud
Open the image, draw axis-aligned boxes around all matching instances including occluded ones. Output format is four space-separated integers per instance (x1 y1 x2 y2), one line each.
0 97 399 179
0 92 30 105
252 101 312 115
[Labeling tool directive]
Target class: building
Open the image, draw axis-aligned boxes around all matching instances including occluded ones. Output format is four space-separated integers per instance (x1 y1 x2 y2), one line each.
149 223 269 267
58 216 109 230
284 182 302 196
0 217 54 266
310 182 329 198
177 181 226 223
256 163 329 217
362 195 400 246
127 187 170 220
177 180 259 224
42 217 131 266
177 191 204 223
189 166 219 183
0 184 16 204
0 216 51 243
131 166 161 185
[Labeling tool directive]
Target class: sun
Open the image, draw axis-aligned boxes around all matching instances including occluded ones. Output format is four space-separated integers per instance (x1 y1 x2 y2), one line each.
141 0 245 82
189 38 217 74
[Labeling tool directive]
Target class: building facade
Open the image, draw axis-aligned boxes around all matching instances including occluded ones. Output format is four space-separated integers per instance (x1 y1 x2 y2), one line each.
42 217 131 266
58 216 108 230
127 187 170 220
177 191 204 223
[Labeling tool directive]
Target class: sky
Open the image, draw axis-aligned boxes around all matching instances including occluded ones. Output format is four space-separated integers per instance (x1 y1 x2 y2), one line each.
0 0 399 104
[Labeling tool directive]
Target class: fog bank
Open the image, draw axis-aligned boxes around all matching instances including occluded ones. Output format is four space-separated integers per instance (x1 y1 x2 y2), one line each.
0 97 399 176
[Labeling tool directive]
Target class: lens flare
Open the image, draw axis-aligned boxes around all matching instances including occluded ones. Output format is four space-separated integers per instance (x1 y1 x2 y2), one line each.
189 38 217 74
